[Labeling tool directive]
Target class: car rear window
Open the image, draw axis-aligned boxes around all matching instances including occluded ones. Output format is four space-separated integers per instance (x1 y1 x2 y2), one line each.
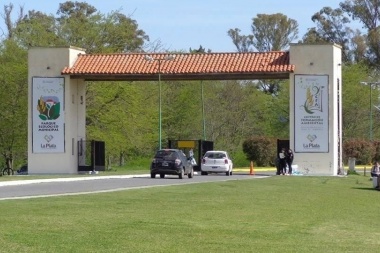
155 150 177 159
205 152 226 159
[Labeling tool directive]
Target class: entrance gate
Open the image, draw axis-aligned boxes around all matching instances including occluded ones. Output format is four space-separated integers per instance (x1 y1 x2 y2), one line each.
78 140 106 172
27 44 342 175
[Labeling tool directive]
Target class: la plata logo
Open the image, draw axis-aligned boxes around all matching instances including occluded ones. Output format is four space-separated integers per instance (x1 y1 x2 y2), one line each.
41 143 57 149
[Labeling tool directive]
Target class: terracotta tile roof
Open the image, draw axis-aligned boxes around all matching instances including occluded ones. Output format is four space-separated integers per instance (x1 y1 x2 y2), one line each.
61 51 294 81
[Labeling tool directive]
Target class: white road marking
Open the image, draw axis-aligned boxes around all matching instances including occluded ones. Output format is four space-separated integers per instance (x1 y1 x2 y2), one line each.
0 175 270 201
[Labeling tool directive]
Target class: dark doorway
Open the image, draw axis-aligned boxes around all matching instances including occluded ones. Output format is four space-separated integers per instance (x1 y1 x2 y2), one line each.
277 139 289 154
78 140 105 172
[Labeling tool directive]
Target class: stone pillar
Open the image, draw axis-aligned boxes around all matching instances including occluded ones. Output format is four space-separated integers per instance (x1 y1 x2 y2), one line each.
28 47 86 174
289 43 342 176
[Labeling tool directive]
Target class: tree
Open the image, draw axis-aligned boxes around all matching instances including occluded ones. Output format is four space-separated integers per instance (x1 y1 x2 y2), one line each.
163 80 204 141
189 45 211 53
203 81 252 152
0 3 24 39
227 28 254 52
351 30 367 63
301 7 354 63
55 1 148 53
85 81 158 163
340 0 380 30
0 1 153 164
341 63 373 140
242 136 277 166
228 14 298 95
13 10 63 48
251 13 298 52
340 0 380 66
6 1 149 53
301 28 327 44
228 13 298 53
0 40 28 168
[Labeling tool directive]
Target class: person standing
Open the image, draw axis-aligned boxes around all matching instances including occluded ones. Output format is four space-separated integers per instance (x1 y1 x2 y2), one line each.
371 161 380 178
286 149 294 175
371 161 380 189
279 148 287 175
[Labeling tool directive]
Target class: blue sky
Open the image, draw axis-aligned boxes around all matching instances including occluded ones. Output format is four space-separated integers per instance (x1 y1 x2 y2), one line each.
1 0 360 52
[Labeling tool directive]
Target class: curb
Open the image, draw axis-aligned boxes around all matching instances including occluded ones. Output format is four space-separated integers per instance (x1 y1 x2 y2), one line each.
0 174 150 187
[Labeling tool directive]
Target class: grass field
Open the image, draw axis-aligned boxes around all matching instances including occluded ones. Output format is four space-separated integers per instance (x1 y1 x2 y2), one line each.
1 173 380 252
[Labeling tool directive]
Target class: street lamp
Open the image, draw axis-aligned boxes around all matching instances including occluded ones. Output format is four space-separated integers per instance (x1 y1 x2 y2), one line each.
360 81 380 141
145 55 175 150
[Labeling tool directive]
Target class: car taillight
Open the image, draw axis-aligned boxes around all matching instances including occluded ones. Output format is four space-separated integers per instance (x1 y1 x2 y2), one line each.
224 159 228 164
202 158 206 164
175 158 181 166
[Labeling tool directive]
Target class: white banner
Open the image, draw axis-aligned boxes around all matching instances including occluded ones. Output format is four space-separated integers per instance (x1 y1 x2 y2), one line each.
32 77 65 153
294 75 329 153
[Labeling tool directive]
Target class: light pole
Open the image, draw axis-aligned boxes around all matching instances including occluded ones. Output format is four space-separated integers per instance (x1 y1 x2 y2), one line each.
145 55 175 150
201 80 206 140
360 81 380 141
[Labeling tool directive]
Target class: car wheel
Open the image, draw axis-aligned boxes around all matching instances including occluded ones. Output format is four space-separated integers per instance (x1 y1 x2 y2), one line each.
230 170 233 176
179 169 184 179
150 173 156 178
160 174 165 178
201 171 208 175
188 167 194 178
226 171 230 176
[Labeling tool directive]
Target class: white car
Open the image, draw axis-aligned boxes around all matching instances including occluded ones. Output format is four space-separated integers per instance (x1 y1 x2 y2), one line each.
201 150 233 176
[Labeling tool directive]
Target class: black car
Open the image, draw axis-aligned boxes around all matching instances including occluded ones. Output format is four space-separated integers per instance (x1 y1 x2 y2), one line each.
150 149 194 179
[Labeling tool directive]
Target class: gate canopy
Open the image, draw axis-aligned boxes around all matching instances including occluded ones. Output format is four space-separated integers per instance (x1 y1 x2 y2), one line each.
61 51 295 81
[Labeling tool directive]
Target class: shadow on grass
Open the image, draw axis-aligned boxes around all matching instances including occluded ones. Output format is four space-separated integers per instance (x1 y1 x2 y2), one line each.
351 187 378 191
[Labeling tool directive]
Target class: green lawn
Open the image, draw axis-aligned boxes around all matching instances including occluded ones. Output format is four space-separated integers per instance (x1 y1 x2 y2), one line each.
0 174 380 252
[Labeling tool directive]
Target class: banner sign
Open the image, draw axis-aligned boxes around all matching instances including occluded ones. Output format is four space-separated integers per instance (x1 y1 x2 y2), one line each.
294 75 329 153
32 77 65 153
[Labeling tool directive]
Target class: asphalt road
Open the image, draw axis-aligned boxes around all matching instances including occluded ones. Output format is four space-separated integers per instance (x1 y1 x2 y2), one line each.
0 172 273 201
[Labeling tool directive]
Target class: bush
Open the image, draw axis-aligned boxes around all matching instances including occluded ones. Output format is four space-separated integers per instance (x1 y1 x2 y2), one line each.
242 136 277 167
240 137 380 167
343 138 375 165
372 140 380 162
231 149 250 167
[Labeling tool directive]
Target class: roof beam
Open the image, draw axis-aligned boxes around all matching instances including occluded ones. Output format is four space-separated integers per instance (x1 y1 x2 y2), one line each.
66 72 290 81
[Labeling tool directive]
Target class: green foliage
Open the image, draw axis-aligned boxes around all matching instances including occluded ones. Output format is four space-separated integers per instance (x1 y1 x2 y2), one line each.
303 7 352 62
164 80 204 140
343 138 375 165
251 13 299 51
340 0 380 65
228 13 298 52
261 81 290 137
230 149 250 167
86 81 157 160
341 63 372 139
0 40 28 166
108 156 151 172
205 80 254 152
9 1 148 53
242 136 277 166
